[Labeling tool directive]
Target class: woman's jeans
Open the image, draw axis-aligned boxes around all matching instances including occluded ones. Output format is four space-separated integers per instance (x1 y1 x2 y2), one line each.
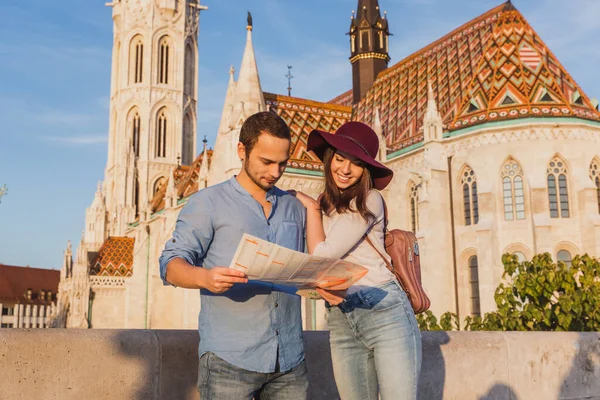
326 280 422 400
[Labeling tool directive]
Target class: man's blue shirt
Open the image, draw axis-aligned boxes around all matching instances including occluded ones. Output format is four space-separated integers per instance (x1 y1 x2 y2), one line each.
159 176 306 373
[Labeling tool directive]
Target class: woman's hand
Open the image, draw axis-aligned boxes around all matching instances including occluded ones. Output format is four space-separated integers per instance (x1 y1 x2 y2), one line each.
288 190 320 211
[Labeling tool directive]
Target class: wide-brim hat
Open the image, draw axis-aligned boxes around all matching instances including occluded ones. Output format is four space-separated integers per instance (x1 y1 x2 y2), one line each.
307 121 393 190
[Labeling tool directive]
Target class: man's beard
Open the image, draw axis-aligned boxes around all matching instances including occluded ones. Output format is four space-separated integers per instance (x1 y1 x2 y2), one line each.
243 159 275 192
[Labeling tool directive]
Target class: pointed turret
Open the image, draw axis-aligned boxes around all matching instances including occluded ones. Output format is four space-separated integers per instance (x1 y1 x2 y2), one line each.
349 0 390 104
424 81 443 142
229 12 265 128
91 181 105 210
62 240 73 280
198 137 210 188
373 108 387 162
218 66 237 134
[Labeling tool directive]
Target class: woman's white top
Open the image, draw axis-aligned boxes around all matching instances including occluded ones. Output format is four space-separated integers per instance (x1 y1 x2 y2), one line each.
312 190 395 294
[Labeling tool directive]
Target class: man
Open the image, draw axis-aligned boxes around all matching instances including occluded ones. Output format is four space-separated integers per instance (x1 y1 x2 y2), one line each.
160 111 336 399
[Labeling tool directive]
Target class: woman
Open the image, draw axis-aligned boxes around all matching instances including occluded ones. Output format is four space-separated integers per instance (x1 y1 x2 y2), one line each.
293 121 422 400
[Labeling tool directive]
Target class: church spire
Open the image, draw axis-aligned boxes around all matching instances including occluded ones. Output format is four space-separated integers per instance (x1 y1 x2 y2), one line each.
198 137 210 188
349 0 390 104
424 81 443 142
230 11 265 128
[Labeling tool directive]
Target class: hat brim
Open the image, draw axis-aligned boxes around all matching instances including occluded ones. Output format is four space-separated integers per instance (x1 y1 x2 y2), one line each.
307 129 393 190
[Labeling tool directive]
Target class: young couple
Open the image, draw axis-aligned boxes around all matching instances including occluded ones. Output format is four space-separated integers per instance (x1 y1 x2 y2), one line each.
159 111 421 400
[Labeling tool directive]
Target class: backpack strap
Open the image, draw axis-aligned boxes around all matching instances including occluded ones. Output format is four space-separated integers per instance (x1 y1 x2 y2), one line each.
364 192 393 272
365 235 394 272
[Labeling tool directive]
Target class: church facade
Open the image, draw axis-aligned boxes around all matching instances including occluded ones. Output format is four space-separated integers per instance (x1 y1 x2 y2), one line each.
52 0 600 330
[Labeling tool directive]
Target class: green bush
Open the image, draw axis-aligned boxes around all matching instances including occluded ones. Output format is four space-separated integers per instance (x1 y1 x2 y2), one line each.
417 253 600 332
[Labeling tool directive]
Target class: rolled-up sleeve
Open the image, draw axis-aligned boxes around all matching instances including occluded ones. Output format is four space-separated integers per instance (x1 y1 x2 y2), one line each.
158 193 213 286
312 191 384 259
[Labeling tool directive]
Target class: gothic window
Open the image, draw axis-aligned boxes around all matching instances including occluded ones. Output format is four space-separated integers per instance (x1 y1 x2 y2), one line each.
361 32 368 50
155 109 168 158
590 158 600 214
130 35 144 84
184 42 195 95
182 113 193 166
502 159 525 221
351 35 356 53
547 156 569 218
557 250 572 267
157 36 170 84
461 166 479 226
409 182 419 233
132 112 141 157
468 256 480 317
153 177 166 195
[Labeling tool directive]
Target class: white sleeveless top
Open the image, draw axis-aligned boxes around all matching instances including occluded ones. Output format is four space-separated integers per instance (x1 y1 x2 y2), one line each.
312 190 395 295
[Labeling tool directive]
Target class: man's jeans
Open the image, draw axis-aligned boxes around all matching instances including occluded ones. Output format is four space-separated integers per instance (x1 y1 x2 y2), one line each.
326 280 422 400
197 352 308 400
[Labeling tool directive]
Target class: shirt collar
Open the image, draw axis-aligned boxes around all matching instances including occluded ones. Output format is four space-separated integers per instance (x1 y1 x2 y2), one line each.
229 176 277 203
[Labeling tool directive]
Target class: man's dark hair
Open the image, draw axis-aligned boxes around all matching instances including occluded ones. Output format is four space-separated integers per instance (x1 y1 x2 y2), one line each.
239 111 291 155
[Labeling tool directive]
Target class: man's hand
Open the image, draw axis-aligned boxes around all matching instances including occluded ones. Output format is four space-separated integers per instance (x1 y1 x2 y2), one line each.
202 267 248 294
316 288 347 305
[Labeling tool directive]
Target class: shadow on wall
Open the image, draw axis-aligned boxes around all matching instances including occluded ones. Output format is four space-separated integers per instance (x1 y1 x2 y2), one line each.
558 332 600 399
418 331 450 400
113 330 201 400
478 384 519 400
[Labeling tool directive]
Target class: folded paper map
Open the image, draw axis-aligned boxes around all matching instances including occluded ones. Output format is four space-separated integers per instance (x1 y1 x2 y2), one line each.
229 233 368 292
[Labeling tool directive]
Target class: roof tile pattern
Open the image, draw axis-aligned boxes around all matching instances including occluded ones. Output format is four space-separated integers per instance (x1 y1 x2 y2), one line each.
90 237 135 277
352 3 600 154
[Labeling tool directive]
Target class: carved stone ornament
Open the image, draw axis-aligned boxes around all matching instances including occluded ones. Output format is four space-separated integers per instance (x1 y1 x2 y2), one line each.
125 0 151 24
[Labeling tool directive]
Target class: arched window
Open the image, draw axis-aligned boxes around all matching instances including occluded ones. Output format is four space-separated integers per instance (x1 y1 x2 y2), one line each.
547 156 569 218
461 166 479 226
468 255 480 317
157 36 170 84
153 177 166 195
409 182 419 233
502 158 525 221
129 35 144 84
155 109 168 158
557 250 572 267
590 158 600 214
132 111 141 157
184 42 195 95
182 113 193 166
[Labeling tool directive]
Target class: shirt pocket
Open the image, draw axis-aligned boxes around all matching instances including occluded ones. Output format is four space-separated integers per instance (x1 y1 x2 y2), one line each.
276 220 304 251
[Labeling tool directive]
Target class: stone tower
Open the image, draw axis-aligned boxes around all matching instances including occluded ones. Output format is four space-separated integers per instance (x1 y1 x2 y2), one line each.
349 0 390 104
99 0 206 237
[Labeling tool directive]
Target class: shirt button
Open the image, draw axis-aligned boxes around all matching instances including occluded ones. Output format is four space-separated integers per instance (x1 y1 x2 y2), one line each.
275 302 279 308
276 329 279 336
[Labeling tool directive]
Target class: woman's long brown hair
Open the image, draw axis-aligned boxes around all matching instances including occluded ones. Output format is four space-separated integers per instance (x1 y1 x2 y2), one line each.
319 148 375 222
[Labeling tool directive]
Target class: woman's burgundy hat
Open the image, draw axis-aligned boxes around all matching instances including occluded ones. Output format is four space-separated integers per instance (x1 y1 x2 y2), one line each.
307 121 393 190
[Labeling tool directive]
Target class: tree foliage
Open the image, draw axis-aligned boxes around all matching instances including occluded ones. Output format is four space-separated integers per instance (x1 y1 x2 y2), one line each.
417 253 600 331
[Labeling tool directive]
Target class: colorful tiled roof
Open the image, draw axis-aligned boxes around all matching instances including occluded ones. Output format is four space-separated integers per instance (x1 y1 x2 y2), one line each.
0 264 59 305
328 89 353 108
265 93 352 172
90 237 135 277
149 149 213 213
353 2 600 154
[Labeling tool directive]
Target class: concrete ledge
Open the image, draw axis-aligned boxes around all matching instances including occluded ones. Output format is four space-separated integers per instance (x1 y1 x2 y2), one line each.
0 330 599 399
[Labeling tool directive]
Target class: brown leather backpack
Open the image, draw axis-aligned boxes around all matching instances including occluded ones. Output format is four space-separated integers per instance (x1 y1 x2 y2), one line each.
365 198 431 314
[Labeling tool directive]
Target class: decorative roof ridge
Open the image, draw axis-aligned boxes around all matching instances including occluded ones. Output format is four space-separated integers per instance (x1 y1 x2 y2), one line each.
378 2 508 80
327 89 353 104
264 92 352 113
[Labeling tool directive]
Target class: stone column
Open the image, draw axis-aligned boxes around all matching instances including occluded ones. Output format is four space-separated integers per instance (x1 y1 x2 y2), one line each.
32 305 39 329
24 305 31 329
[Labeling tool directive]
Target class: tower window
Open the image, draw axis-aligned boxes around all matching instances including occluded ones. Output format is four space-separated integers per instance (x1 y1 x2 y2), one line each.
557 250 572 267
130 36 144 84
409 182 419 233
156 110 168 158
132 112 140 157
589 158 600 214
158 37 170 84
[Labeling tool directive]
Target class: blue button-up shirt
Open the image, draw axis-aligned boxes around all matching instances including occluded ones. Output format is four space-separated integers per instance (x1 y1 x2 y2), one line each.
159 177 306 373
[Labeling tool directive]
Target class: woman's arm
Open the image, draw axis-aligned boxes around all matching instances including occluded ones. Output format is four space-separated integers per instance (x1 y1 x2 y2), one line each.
291 191 326 254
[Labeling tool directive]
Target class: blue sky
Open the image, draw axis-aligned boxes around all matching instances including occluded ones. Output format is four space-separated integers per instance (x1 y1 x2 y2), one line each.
0 0 598 270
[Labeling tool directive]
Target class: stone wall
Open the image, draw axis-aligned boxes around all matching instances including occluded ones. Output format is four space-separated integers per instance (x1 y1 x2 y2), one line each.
1 330 599 399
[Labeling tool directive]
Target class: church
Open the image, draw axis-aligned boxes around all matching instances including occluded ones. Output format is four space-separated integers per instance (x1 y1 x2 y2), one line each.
51 0 600 330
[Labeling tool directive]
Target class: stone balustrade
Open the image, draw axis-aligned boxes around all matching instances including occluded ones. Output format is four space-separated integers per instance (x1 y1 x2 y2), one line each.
0 330 599 399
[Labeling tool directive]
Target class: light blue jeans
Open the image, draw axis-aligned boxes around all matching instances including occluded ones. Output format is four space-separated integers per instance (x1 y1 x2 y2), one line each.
326 280 422 400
